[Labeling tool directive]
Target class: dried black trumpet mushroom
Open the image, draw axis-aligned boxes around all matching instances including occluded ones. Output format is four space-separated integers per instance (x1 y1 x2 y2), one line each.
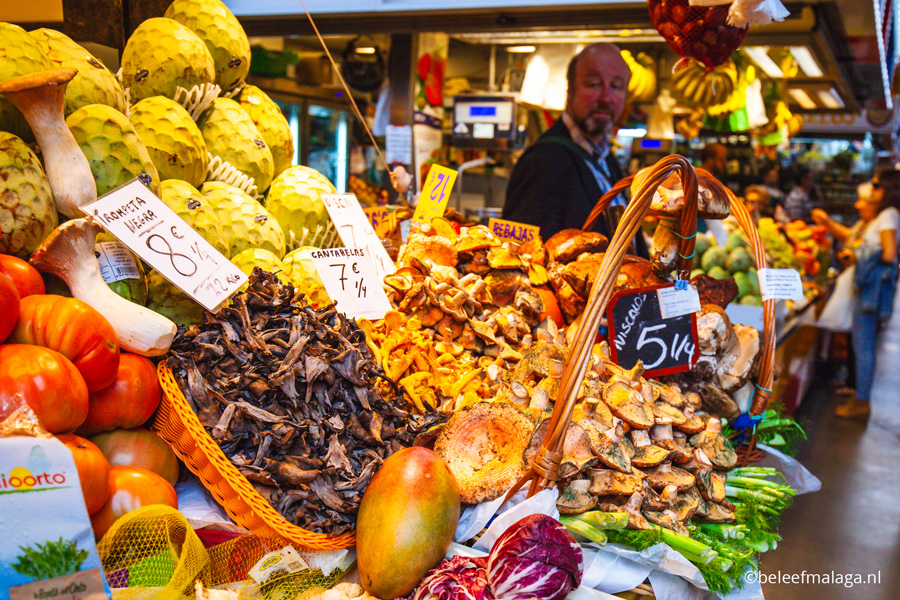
167 269 444 536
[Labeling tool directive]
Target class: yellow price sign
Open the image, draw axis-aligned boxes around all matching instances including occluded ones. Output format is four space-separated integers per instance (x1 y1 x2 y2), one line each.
488 218 540 243
413 164 458 222
363 206 396 237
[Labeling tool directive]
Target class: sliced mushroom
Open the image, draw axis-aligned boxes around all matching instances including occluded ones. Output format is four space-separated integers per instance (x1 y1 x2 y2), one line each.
629 429 671 468
689 417 737 470
701 501 736 523
716 324 760 393
560 422 600 478
602 381 655 430
646 462 696 492
674 486 705 521
588 468 643 496
557 479 597 515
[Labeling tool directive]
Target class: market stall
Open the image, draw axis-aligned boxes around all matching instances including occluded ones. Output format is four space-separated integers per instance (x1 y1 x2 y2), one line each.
0 1 841 600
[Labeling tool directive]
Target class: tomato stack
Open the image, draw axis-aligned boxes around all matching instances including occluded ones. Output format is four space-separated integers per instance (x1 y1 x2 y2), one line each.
0 253 178 539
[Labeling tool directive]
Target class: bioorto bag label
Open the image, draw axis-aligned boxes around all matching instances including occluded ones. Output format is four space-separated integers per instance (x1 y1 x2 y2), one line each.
0 437 111 600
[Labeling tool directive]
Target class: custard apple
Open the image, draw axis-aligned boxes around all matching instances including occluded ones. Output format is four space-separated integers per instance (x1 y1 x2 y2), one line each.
265 165 338 250
131 97 208 187
231 248 282 277
0 132 57 258
146 269 205 327
0 23 52 141
120 17 215 103
238 84 294 176
198 98 274 193
164 0 251 93
66 104 160 196
159 179 230 258
280 247 331 308
200 181 285 258
29 28 127 116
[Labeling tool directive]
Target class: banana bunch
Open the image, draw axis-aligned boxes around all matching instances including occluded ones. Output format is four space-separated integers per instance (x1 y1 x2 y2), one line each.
675 108 706 139
622 50 657 103
672 59 738 108
708 64 755 117
757 100 795 135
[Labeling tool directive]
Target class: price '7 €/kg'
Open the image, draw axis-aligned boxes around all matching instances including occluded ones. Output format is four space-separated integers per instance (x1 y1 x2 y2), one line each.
80 179 247 311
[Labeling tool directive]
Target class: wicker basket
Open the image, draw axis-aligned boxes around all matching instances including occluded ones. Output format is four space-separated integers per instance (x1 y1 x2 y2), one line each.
508 155 776 497
152 363 356 550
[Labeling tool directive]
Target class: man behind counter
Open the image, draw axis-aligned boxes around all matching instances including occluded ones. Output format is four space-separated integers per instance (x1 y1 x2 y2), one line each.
502 43 648 257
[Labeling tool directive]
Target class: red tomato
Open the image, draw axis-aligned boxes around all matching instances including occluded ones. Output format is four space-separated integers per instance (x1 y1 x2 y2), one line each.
9 295 120 392
0 272 18 343
89 427 179 485
56 433 111 515
90 466 178 539
0 254 45 298
0 345 89 433
77 354 162 435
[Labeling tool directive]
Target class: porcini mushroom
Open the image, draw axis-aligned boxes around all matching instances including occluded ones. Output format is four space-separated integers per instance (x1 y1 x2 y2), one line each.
0 68 96 218
30 218 177 356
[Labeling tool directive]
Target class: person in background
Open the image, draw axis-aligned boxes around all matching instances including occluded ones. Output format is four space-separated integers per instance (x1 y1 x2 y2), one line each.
503 43 648 257
784 166 816 222
699 143 728 179
812 171 900 420
761 165 785 206
745 184 789 224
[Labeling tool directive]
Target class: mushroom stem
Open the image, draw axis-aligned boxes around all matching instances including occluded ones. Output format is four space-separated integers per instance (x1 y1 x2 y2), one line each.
30 218 176 356
0 69 96 218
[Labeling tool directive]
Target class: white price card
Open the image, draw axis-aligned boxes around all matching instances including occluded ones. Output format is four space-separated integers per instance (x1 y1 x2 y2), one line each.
308 247 392 320
81 179 247 312
321 193 395 280
657 284 702 319
95 240 141 283
758 268 804 301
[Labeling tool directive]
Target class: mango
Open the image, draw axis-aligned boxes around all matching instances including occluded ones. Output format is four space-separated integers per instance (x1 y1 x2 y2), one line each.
356 447 460 599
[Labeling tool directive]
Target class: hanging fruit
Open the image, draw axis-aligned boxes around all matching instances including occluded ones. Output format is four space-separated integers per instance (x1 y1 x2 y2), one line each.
648 0 748 69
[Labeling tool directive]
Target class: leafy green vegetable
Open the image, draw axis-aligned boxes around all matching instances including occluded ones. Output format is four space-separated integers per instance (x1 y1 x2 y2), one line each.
11 538 89 581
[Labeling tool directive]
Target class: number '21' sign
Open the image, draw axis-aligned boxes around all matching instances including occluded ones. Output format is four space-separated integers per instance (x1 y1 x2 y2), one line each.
606 283 699 377
413 164 458 223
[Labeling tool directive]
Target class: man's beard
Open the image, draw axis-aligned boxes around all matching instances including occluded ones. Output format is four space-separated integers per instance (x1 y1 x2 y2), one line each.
576 107 614 137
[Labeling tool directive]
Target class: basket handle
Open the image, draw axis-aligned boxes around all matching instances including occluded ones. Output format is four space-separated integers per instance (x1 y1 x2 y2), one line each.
507 155 699 499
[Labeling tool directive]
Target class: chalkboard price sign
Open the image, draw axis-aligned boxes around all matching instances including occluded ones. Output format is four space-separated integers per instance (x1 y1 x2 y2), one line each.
606 283 699 377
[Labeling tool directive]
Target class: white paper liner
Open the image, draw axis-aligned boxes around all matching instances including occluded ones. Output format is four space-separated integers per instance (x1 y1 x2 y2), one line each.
175 82 223 120
206 152 261 198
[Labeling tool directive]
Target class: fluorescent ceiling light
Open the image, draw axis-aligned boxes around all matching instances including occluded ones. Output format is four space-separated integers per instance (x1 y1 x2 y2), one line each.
788 88 817 110
617 128 646 137
455 29 662 45
507 45 536 53
817 88 844 109
744 46 783 78
354 46 377 54
790 46 824 77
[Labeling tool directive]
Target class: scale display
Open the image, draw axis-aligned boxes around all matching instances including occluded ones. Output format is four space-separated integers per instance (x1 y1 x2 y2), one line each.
451 94 519 149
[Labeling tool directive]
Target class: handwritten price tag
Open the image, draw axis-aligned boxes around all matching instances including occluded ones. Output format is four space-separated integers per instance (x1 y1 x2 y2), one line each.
488 218 540 243
307 247 392 320
413 164 457 222
322 193 395 280
81 179 246 312
363 206 397 237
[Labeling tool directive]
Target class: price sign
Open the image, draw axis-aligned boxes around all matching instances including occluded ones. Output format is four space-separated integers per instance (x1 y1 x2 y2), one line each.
413 163 457 222
322 193 395 280
307 247 392 320
656 284 701 319
758 268 803 301
363 205 397 237
488 218 540 243
606 283 699 377
81 179 246 312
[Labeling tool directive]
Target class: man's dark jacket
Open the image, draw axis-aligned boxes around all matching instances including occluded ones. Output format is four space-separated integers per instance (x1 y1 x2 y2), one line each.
502 120 648 257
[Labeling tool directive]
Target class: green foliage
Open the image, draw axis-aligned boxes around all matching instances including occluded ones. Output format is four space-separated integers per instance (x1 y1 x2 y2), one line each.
11 538 89 580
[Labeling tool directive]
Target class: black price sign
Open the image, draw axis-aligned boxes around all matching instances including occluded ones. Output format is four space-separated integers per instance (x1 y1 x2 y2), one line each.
606 283 699 377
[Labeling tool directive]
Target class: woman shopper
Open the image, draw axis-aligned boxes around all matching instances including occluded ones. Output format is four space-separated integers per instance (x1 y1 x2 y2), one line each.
812 170 900 420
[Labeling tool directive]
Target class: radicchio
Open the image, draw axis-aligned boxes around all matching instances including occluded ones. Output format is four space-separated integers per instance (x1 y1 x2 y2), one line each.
486 515 583 600
405 555 493 600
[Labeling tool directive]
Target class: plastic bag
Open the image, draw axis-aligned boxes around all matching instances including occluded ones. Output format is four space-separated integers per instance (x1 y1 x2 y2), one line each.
727 0 790 27
817 266 855 332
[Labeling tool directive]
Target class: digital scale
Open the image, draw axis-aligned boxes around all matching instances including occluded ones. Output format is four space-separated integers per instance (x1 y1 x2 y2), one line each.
451 94 520 149
628 137 673 171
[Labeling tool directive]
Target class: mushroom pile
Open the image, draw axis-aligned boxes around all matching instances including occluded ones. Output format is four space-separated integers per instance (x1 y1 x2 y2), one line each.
362 220 554 414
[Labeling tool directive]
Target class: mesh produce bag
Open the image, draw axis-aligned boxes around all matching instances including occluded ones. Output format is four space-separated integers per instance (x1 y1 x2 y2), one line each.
98 506 351 600
648 0 748 69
